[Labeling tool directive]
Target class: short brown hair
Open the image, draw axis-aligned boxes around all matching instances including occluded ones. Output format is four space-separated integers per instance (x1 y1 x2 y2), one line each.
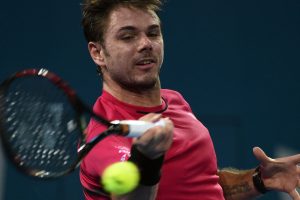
81 0 163 44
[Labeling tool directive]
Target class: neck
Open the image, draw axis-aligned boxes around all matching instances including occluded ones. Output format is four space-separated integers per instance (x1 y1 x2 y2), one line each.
103 80 162 107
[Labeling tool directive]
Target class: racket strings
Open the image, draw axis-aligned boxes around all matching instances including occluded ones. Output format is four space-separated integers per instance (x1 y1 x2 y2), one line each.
0 76 83 176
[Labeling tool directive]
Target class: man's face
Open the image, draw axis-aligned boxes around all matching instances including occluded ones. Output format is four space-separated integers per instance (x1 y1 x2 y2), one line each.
99 6 164 92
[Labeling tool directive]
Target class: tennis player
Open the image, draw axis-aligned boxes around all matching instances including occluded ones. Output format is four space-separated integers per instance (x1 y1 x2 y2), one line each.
79 0 300 199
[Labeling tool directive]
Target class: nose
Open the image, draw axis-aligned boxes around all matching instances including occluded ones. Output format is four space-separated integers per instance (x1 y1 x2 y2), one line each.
138 34 153 52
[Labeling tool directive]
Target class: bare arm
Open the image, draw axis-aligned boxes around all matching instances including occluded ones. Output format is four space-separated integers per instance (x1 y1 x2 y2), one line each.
218 168 261 200
219 147 300 200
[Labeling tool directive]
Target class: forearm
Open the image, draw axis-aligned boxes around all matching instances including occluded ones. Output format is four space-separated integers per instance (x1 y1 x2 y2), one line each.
218 168 261 200
113 185 158 200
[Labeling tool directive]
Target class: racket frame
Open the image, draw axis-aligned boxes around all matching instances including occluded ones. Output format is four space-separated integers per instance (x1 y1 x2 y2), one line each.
0 68 128 178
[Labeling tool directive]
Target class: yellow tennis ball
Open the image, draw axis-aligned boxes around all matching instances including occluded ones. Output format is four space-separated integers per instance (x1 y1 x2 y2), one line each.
102 161 140 196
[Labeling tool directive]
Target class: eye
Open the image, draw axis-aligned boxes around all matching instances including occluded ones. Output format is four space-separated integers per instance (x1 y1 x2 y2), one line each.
147 29 161 38
120 34 135 40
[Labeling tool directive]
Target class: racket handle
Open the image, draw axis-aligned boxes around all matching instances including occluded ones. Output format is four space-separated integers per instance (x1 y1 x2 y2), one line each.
111 120 166 137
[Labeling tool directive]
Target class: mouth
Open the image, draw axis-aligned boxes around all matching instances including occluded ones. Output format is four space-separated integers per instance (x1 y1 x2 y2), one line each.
135 58 157 69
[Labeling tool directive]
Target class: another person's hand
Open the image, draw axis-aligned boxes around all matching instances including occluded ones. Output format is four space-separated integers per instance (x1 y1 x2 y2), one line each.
132 113 173 159
253 147 300 200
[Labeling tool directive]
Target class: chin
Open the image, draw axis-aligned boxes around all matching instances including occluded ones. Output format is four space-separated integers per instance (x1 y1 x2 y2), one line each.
125 78 159 92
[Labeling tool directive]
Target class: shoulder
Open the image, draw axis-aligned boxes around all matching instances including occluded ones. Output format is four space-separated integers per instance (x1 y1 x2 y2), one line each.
161 89 187 102
161 89 192 112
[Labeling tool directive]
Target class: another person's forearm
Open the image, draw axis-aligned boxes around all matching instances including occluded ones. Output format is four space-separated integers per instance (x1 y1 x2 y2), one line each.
218 168 262 200
113 185 158 200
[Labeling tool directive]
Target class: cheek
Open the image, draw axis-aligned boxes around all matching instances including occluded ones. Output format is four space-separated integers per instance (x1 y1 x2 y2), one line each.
154 40 164 62
110 42 134 56
106 47 133 70
154 39 164 53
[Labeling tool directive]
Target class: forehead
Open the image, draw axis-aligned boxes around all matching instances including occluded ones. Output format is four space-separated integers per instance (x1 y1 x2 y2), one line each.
107 6 161 32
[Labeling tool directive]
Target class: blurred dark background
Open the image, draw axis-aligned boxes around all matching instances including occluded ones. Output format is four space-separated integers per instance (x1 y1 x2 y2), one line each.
0 0 299 199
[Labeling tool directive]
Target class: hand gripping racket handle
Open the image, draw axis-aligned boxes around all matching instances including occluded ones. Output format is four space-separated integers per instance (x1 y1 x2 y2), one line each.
111 120 166 137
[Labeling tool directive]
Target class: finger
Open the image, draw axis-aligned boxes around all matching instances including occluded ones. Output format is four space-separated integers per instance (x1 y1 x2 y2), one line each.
139 113 162 122
134 129 156 146
284 154 300 165
134 119 173 152
289 189 300 200
134 117 169 142
253 147 273 164
297 166 300 174
154 123 173 150
148 120 173 145
133 129 167 159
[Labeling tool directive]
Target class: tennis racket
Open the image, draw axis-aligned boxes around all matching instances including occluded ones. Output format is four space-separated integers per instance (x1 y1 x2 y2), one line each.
0 68 164 179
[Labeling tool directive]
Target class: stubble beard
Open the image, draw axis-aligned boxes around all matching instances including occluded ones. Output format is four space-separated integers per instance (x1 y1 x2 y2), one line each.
111 70 160 94
102 46 162 93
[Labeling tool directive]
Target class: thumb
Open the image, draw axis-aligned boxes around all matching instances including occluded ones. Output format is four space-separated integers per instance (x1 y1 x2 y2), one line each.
289 189 300 200
253 146 272 164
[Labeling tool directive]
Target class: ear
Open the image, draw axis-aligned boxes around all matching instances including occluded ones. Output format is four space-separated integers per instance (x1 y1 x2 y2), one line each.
88 42 106 67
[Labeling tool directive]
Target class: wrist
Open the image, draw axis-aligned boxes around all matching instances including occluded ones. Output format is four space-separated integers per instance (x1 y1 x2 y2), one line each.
128 145 164 186
252 166 269 194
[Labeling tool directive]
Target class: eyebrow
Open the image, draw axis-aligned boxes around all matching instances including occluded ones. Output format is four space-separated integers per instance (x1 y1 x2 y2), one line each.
117 24 161 33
